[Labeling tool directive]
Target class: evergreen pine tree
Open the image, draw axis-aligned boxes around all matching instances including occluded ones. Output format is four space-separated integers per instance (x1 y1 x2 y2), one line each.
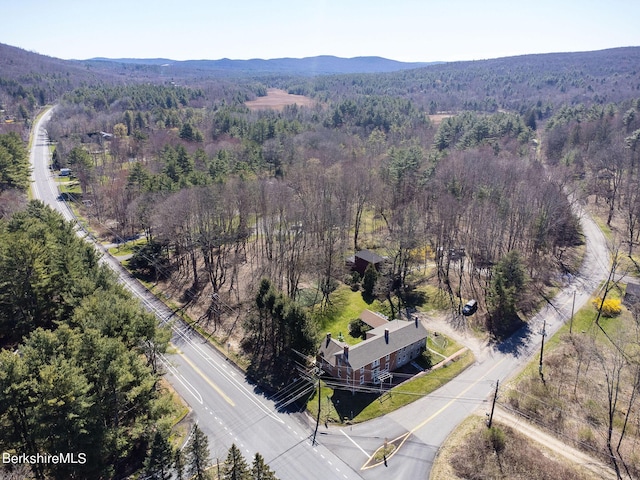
186 424 211 480
144 429 173 480
174 447 185 480
251 452 278 480
222 444 250 480
362 263 378 299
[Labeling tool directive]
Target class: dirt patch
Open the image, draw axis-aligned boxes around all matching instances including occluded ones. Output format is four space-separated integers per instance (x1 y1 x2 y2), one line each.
428 113 455 126
245 88 315 111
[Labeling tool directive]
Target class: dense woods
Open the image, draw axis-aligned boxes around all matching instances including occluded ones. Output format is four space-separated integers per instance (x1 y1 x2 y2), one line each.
0 203 174 479
3 42 640 478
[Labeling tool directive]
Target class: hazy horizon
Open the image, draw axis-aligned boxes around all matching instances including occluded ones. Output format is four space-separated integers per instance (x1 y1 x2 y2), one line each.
2 0 639 64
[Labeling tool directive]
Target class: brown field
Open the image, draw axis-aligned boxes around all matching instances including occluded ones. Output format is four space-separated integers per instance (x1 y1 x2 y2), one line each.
428 113 455 126
245 88 315 111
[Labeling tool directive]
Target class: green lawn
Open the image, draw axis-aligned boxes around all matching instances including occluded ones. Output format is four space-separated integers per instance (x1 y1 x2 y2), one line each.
427 333 463 358
108 237 147 256
414 284 452 313
311 285 383 345
58 180 82 194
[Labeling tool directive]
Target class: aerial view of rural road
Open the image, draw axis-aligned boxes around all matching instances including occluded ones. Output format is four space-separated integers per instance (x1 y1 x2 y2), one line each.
30 107 610 480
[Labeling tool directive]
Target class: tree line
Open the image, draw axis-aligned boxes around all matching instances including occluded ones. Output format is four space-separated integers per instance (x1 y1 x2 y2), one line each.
0 131 30 217
543 98 640 255
148 423 279 480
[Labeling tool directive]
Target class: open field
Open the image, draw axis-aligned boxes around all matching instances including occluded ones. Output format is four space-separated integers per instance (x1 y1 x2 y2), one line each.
245 88 315 111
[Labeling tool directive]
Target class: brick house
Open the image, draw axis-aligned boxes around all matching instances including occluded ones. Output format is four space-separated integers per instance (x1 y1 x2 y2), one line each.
317 317 428 388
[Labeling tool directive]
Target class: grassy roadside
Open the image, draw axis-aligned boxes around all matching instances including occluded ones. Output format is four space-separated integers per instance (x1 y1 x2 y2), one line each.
430 414 602 480
307 349 474 424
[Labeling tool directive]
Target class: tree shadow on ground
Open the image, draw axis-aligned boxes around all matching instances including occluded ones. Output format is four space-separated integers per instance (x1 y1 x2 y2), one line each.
493 320 532 357
403 288 428 309
361 291 375 305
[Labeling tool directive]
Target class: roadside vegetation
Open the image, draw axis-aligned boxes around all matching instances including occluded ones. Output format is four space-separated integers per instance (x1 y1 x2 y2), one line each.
500 282 640 478
0 203 177 479
431 415 600 480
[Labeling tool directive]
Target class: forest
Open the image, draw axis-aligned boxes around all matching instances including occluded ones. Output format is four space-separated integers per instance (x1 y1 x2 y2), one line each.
7 47 638 380
2 43 640 478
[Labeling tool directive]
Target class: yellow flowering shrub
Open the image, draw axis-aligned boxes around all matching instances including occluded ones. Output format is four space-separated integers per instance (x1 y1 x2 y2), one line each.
591 297 622 317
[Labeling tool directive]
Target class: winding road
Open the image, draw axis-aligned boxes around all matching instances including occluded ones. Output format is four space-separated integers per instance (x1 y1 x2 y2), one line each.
29 107 611 479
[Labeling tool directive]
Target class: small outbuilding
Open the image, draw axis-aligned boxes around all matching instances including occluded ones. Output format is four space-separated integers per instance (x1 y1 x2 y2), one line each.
351 249 385 276
624 281 640 309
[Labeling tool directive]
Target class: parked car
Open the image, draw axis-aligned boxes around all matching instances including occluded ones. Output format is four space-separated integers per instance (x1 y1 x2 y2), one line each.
462 299 478 316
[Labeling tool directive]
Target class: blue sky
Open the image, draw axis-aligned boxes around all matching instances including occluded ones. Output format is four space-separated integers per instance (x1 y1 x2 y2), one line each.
2 0 639 62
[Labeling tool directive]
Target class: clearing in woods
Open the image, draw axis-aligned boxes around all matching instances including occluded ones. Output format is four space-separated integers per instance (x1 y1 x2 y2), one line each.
245 88 315 111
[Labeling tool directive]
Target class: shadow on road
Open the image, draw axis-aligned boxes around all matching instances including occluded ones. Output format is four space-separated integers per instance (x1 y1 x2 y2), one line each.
493 322 532 357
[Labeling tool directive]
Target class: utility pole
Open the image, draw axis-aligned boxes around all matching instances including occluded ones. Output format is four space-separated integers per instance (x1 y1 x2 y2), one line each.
569 289 576 334
312 375 321 445
539 319 546 383
487 379 499 428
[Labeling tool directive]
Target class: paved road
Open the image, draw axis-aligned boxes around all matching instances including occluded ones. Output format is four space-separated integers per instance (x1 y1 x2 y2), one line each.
29 109 363 480
29 108 611 479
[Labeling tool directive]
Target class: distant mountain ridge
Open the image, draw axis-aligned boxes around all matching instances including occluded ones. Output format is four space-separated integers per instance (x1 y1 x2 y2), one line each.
84 55 439 75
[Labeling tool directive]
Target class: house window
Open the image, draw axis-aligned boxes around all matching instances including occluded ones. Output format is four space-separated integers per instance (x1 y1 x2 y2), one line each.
337 368 341 378
360 374 365 384
360 366 365 374
385 361 390 371
347 367 351 376
385 353 390 361
372 358 380 368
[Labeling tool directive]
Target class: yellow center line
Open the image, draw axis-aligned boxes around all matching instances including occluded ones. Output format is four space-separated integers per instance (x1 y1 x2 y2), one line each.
410 356 506 435
178 351 236 407
363 356 508 468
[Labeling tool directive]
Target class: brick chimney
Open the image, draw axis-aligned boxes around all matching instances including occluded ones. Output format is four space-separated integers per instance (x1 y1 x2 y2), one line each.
343 345 349 358
326 332 332 347
384 328 390 344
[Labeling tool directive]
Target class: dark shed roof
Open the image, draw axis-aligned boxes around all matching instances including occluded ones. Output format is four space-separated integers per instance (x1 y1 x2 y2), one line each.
355 249 385 264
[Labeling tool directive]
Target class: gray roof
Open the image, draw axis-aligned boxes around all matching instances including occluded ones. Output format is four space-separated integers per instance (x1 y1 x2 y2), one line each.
318 319 428 371
355 249 385 264
624 281 640 306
